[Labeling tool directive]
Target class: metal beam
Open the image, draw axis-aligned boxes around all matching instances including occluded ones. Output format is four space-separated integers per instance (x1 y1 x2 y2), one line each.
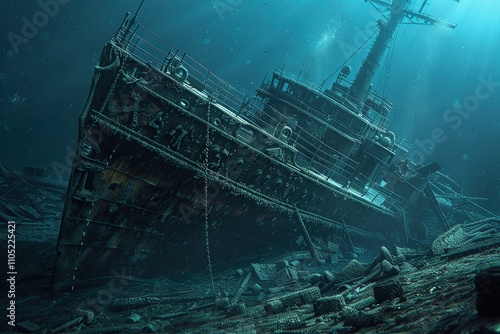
403 10 456 29
367 0 457 29
294 205 321 264
424 184 450 230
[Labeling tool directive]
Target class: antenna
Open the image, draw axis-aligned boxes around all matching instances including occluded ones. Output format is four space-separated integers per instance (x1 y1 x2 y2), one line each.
120 0 146 49
132 0 146 22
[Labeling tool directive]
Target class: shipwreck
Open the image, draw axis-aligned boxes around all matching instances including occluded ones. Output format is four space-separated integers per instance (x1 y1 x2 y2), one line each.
52 0 488 292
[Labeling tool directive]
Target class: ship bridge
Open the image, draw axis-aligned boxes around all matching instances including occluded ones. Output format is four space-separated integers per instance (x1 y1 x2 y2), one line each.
258 63 393 139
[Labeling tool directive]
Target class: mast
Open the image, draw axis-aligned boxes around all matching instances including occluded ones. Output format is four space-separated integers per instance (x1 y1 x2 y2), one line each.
348 0 458 107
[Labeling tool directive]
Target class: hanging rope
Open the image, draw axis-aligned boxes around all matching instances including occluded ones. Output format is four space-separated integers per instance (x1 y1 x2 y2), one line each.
203 99 217 300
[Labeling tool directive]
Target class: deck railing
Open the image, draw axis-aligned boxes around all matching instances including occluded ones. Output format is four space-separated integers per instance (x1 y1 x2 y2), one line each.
259 76 368 143
274 63 392 131
117 22 250 118
393 135 412 153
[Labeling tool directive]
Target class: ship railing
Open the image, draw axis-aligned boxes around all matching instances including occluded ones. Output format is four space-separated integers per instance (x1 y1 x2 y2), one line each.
351 172 407 211
430 174 496 218
393 136 412 153
274 63 392 131
117 22 250 119
277 63 394 113
241 97 364 182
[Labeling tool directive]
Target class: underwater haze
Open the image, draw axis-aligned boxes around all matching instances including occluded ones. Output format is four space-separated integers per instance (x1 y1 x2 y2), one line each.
1 0 500 213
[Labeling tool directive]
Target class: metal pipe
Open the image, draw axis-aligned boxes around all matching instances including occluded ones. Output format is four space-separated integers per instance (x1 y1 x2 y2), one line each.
341 218 355 253
466 199 499 219
133 0 146 20
121 0 146 49
115 12 130 42
294 205 321 264
419 0 429 13
435 194 488 202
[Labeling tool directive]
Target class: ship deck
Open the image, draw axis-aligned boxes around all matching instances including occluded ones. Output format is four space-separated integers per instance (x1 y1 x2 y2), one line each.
308 170 388 208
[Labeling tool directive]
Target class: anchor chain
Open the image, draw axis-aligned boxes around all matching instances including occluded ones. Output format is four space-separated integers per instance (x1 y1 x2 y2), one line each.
204 99 217 299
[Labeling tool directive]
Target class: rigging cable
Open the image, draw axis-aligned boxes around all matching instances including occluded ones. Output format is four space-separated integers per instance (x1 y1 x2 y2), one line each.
384 23 401 96
318 29 378 90
369 2 388 20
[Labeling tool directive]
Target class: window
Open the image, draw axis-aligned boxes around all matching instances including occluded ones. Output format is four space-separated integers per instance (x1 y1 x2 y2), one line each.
282 82 289 92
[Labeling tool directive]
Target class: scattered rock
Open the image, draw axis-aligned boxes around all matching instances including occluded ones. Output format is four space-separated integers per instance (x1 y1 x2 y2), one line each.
155 312 186 320
395 309 424 324
251 263 277 281
415 260 430 268
339 259 366 282
267 286 287 294
368 262 382 276
279 286 321 307
76 325 139 334
342 307 384 328
143 320 161 333
264 299 285 315
313 294 346 316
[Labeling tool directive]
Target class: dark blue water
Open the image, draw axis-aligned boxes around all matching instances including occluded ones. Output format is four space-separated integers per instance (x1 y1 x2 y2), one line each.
1 0 499 212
